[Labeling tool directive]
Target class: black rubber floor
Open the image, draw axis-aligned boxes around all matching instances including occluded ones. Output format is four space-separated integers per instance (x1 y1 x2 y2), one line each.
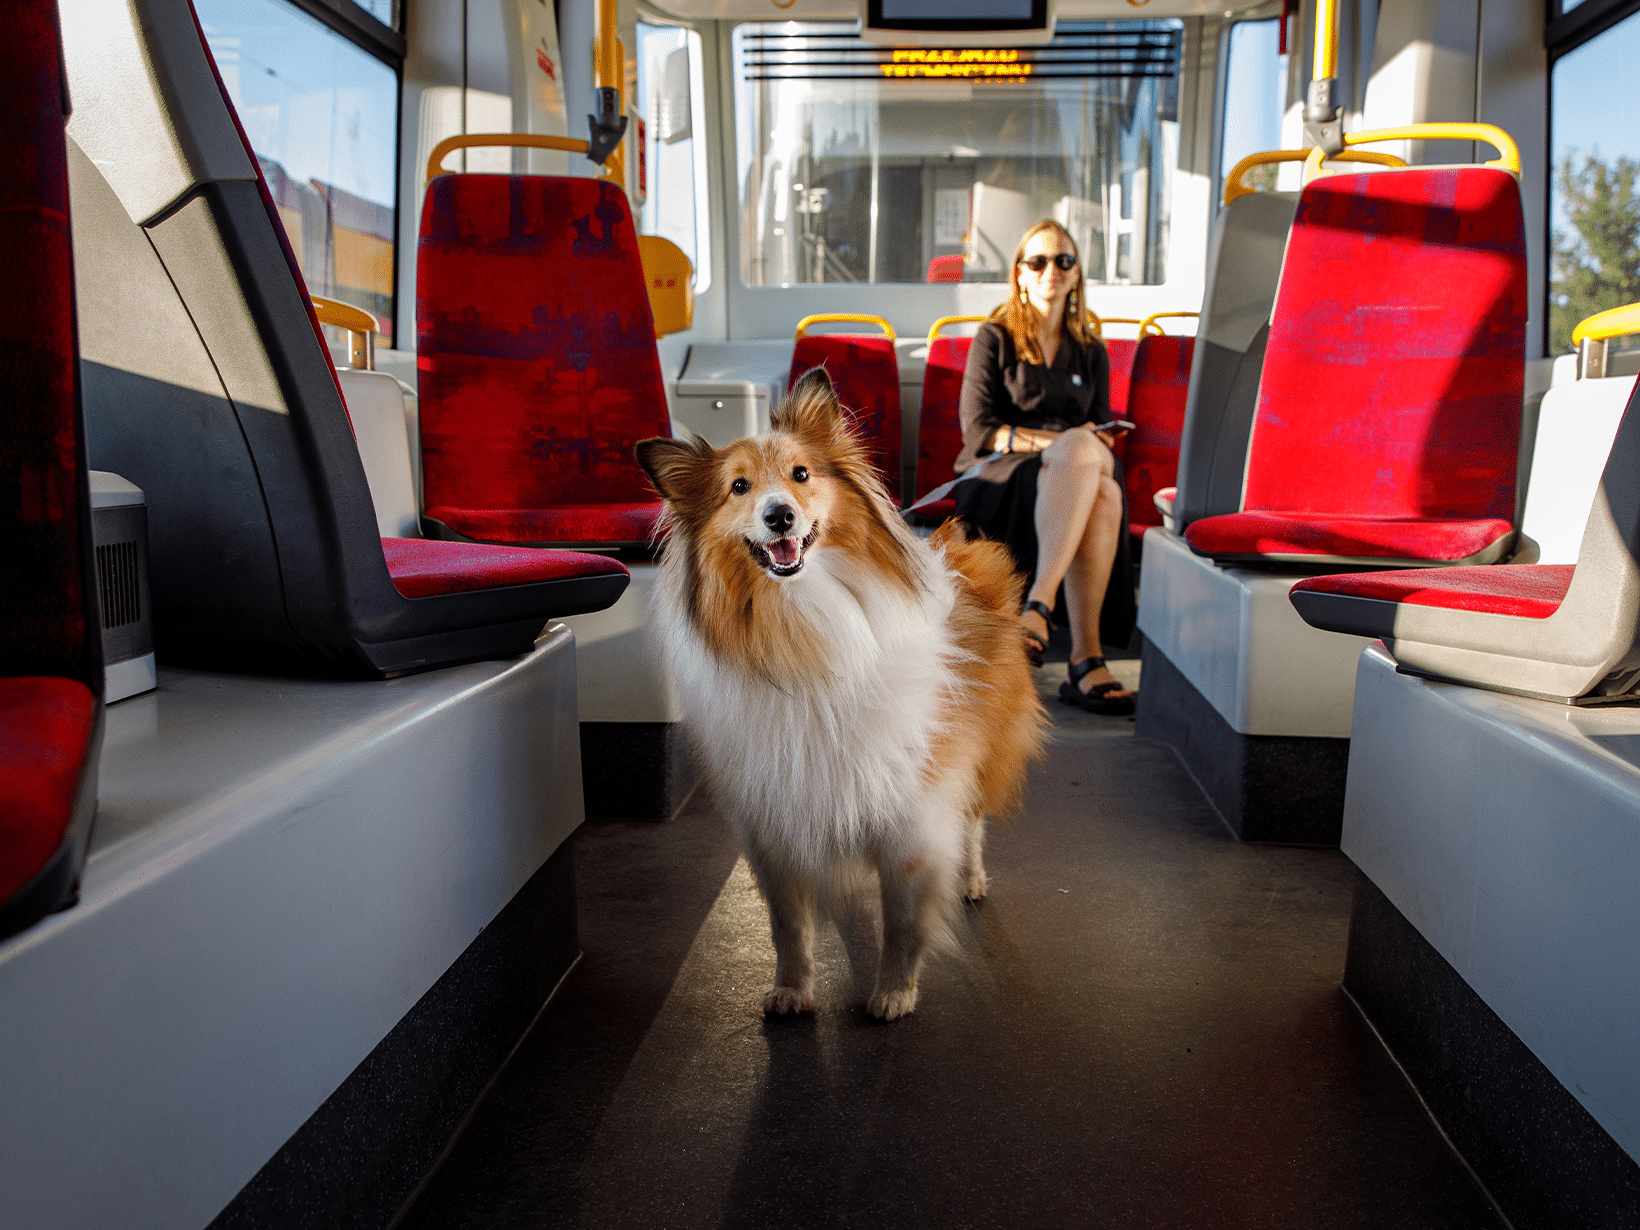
398 662 1504 1230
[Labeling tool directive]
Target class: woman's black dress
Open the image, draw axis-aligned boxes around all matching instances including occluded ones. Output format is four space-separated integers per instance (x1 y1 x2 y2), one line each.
950 320 1137 648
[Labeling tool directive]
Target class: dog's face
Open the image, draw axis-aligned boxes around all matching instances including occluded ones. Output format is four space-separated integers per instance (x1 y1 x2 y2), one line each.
637 368 863 585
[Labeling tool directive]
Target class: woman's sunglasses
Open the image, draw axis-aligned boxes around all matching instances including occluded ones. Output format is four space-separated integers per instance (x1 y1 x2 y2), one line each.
1019 253 1078 273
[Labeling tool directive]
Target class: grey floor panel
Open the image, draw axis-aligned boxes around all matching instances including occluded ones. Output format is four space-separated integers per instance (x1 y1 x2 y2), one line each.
398 660 1502 1230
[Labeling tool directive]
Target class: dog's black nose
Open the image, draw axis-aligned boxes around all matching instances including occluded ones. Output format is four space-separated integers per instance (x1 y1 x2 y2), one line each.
763 503 796 534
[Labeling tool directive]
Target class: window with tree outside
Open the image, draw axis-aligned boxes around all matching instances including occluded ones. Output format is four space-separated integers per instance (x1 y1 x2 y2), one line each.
1550 8 1640 355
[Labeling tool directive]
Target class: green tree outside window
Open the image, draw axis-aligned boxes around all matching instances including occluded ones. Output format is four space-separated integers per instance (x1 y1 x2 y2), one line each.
1551 151 1640 355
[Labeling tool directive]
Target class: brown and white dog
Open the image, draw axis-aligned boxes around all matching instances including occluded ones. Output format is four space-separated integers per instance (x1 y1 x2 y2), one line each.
636 368 1047 1020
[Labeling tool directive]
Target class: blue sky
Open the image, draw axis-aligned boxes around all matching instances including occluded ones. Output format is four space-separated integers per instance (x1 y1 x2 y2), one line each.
1551 9 1640 235
198 0 398 209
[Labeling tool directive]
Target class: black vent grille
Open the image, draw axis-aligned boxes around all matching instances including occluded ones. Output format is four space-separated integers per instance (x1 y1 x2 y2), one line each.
97 540 142 629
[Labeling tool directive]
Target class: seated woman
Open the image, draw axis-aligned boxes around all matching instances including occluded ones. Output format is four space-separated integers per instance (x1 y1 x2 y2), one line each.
951 219 1136 715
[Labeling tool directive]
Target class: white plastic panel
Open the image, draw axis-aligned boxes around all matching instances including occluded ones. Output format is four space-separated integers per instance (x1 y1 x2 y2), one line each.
1135 527 1373 737
558 562 681 722
1521 374 1638 564
0 633 583 1230
338 368 420 538
1343 644 1640 1164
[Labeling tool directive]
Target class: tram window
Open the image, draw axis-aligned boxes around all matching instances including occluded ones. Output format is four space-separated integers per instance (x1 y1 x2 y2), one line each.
636 24 711 293
1219 19 1287 196
1549 6 1640 354
199 0 400 345
732 19 1182 287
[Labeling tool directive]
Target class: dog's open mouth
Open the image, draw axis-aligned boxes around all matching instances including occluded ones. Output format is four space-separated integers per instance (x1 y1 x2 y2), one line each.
749 525 819 577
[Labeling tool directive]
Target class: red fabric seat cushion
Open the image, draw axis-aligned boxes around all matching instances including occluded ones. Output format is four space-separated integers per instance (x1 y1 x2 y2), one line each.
417 176 671 520
381 538 628 599
1290 564 1573 620
0 677 96 900
425 502 663 545
1184 512 1514 562
790 335 903 503
915 335 970 501
1124 335 1192 533
1244 168 1525 527
908 497 958 523
1104 336 1139 422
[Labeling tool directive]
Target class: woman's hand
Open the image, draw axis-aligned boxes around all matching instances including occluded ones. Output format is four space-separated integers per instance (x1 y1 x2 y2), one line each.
991 424 1060 454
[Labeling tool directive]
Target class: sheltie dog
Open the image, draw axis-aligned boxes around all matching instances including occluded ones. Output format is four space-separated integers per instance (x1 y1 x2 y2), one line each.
635 368 1047 1020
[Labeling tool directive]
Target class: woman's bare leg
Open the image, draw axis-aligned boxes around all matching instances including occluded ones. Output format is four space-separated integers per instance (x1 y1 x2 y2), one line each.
1061 473 1132 698
1023 432 1131 698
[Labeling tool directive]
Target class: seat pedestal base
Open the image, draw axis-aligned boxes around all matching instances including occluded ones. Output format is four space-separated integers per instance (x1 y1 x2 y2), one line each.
1136 642 1349 845
1345 872 1640 1228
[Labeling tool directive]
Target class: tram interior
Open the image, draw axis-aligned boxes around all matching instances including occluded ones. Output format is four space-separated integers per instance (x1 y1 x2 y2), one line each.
3 0 1640 1226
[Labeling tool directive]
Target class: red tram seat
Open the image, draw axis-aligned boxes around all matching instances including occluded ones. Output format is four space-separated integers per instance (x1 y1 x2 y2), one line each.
911 315 986 521
64 0 629 676
1 2 104 940
1123 318 1196 539
1095 316 1147 434
416 173 671 549
1290 367 1640 702
1183 167 1526 568
789 315 903 504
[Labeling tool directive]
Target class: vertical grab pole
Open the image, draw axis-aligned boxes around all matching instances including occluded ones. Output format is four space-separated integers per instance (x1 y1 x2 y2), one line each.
587 0 628 167
1303 0 1343 157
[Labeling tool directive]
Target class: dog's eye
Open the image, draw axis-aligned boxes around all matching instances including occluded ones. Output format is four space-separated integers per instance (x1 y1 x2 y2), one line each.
731 477 750 496
792 466 809 483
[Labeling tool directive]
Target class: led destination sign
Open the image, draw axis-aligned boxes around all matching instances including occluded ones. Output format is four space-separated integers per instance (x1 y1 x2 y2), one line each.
880 49 1032 79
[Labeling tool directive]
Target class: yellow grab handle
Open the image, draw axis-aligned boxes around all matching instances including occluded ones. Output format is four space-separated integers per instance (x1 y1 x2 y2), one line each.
311 295 377 370
425 133 592 184
796 313 896 343
1086 314 1145 339
1302 124 1521 184
927 315 988 345
1225 148 1407 205
1139 311 1199 337
1573 303 1640 347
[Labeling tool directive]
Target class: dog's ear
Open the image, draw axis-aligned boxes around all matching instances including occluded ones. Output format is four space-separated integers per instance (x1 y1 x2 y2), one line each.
772 366 846 440
636 436 716 504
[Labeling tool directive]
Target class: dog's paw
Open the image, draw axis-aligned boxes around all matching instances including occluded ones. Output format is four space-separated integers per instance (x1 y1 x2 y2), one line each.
763 986 814 1015
964 869 987 902
866 986 918 1021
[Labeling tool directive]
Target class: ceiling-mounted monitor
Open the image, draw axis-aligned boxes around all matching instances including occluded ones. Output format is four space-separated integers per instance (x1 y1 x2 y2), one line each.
860 0 1056 46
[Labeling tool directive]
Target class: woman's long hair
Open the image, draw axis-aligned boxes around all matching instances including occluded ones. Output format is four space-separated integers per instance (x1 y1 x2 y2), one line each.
989 218 1095 365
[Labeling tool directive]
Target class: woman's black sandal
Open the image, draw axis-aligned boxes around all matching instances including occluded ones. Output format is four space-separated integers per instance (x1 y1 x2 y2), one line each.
1020 599 1052 667
1059 656 1136 716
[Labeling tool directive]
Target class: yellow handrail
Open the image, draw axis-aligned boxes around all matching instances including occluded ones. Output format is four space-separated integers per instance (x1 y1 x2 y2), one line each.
1087 314 1153 339
796 313 896 343
426 133 593 184
927 315 988 344
1139 310 1200 336
311 295 377 370
1224 148 1407 205
1302 123 1521 183
1572 303 1640 347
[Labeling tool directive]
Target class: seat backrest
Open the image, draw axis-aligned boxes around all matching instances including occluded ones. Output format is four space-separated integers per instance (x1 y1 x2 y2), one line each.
2 0 101 694
916 335 971 501
1171 192 1298 531
1243 168 1525 522
1104 337 1140 425
417 174 671 514
789 335 903 503
1124 334 1194 532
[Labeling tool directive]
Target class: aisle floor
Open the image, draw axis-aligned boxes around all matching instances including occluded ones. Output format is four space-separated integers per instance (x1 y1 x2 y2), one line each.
398 659 1503 1230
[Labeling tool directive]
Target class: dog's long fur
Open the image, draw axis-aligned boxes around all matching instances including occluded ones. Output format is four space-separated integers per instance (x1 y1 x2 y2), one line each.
636 368 1047 1020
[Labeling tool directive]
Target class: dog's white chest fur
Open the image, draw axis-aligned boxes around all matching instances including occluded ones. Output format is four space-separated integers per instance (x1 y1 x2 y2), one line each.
655 546 961 870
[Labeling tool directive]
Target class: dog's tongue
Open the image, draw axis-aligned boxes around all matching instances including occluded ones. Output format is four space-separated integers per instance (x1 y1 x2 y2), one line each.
768 537 801 567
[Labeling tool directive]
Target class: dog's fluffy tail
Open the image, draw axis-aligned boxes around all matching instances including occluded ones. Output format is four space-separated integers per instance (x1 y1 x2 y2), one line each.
929 521 1050 821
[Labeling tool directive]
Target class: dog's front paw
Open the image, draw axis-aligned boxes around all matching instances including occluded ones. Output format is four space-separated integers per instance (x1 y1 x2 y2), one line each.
763 986 814 1015
866 986 918 1020
964 868 987 902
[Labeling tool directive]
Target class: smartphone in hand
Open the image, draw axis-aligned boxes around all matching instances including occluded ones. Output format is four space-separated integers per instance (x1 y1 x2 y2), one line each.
1092 419 1136 436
